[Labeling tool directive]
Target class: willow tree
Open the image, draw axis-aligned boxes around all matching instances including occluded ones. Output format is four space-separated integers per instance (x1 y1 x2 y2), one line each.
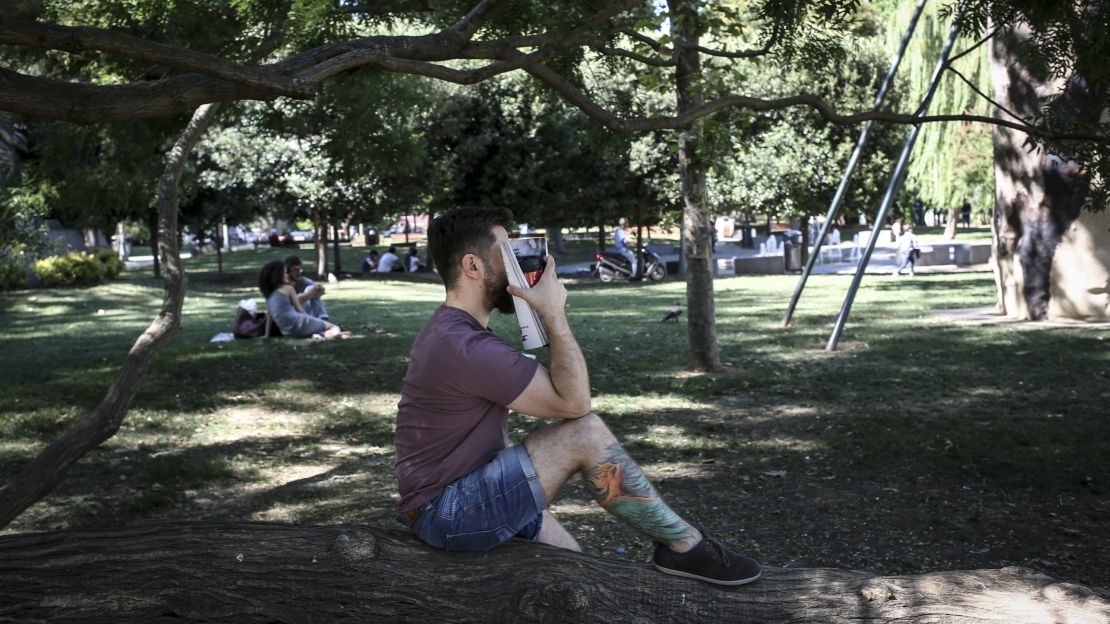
889 1 994 237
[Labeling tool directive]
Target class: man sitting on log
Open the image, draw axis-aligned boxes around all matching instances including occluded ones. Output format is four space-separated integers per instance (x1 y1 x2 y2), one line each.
393 207 761 586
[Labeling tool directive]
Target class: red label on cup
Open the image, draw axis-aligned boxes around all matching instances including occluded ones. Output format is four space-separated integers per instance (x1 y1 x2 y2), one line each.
517 255 544 287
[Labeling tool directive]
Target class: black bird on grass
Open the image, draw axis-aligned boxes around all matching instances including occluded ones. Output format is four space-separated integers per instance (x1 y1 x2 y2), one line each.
661 301 682 322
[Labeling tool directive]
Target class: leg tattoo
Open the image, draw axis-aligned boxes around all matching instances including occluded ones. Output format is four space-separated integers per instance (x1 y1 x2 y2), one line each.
584 443 698 544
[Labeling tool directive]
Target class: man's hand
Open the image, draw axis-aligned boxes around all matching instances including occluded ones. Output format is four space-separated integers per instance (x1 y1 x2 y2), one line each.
305 283 325 299
506 255 565 322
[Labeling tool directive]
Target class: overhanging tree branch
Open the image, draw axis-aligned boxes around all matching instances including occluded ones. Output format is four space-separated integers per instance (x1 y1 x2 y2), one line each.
336 0 433 16
587 38 675 66
0 3 1104 142
0 21 311 97
0 67 278 124
447 0 513 41
524 61 1107 142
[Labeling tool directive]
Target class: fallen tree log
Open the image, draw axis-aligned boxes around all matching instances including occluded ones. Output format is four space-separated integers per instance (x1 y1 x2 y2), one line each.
1 522 1107 623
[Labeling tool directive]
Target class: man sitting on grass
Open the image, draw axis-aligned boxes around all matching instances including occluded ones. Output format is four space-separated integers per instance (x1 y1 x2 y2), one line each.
393 207 761 586
284 255 329 321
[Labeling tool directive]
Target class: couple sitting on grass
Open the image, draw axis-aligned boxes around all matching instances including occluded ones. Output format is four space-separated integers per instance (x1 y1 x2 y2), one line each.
393 207 761 586
258 255 350 340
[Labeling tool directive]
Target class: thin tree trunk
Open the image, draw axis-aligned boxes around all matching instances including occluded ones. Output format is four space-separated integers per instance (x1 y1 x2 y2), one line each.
331 223 342 275
312 212 327 279
1 522 1107 623
547 222 565 254
800 215 810 265
425 209 437 274
215 223 224 274
669 0 720 372
147 211 161 279
943 206 959 240
0 103 221 530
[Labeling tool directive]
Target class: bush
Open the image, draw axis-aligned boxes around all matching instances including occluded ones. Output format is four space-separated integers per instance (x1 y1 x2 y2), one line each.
0 257 28 291
92 248 125 279
33 251 107 288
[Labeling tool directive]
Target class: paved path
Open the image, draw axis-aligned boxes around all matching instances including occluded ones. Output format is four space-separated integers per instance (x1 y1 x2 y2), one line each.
555 240 991 278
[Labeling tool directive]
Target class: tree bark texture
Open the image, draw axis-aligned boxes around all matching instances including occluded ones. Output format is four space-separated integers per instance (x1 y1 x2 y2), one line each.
0 103 221 529
943 207 959 240
668 0 720 372
0 522 1107 624
332 224 343 275
988 24 1108 321
147 211 162 279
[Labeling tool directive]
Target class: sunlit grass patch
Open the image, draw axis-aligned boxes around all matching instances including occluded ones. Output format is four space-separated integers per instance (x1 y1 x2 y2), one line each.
2 254 1108 588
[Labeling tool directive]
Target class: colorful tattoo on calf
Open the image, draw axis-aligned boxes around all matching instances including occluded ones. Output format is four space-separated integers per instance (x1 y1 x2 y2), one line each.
584 443 697 544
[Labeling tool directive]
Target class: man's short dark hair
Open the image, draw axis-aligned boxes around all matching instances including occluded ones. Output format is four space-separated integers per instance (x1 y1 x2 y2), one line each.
283 255 302 270
429 207 513 289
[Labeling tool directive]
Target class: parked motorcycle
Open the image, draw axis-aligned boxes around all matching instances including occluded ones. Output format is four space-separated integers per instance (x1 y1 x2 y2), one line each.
593 247 666 283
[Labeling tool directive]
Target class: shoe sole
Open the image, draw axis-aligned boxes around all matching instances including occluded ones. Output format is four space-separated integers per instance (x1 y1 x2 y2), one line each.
653 563 762 586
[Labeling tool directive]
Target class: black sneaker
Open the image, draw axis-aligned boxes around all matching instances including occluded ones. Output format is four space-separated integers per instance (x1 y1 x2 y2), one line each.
653 535 761 586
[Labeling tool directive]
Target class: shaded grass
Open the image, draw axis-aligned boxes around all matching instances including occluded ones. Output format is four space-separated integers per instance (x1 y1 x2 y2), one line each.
1 254 1107 587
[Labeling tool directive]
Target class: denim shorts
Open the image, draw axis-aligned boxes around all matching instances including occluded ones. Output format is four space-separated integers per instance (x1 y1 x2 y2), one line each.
400 445 546 552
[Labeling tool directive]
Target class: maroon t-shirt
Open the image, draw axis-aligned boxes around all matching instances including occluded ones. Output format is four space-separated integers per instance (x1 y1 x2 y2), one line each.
394 305 539 512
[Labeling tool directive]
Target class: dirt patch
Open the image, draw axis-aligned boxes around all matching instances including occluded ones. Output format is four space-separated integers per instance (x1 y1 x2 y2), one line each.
8 400 1106 592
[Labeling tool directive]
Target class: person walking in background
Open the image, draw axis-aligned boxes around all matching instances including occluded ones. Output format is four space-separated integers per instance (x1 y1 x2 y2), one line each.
893 224 919 277
960 201 972 228
284 255 329 321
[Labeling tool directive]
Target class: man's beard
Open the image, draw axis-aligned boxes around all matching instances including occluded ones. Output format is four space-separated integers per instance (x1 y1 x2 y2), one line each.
484 271 515 315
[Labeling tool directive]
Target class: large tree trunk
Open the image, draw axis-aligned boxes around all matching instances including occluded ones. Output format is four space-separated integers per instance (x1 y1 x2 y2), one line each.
312 211 327 280
988 23 1108 321
1 522 1106 623
669 0 720 372
943 206 959 240
0 103 221 529
546 222 565 254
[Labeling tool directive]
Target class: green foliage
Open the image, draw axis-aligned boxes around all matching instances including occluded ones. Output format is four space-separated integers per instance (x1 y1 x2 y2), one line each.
707 38 903 221
92 248 125 279
196 71 433 231
0 256 28 290
0 184 52 258
891 2 994 217
421 77 668 229
33 251 108 288
973 2 1110 212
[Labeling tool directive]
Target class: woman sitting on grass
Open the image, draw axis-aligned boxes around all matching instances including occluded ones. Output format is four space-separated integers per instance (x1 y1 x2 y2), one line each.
258 260 350 339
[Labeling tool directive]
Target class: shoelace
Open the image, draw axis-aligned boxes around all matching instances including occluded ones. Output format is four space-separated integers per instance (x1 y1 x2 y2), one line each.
703 538 732 566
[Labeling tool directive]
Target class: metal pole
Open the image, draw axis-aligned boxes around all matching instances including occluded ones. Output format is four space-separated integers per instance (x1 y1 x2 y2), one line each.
825 0 968 351
782 0 929 327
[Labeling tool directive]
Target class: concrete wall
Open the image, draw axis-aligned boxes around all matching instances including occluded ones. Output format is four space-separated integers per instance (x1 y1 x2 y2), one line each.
917 242 992 267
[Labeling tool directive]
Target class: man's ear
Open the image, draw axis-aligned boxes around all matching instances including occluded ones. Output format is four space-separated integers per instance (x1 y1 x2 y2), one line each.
460 253 483 280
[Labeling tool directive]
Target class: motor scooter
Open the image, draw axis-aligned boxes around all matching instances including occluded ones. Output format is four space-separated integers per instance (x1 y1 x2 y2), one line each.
593 247 666 282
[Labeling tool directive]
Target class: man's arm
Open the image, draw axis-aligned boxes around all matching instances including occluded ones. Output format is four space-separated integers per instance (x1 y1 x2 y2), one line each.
506 257 591 420
295 278 324 304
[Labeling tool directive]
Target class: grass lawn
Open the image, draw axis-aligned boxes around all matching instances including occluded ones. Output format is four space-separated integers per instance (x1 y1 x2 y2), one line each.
1 251 1107 589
